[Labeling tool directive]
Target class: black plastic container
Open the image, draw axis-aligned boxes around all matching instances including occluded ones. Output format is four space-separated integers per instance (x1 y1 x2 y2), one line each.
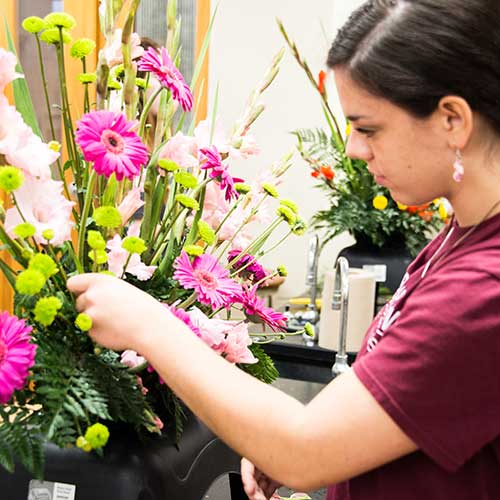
0 413 246 500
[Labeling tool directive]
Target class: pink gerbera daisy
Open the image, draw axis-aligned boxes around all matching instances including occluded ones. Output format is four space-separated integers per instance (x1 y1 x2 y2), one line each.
75 110 149 181
200 146 243 202
237 285 288 332
173 251 242 309
0 311 37 404
138 47 193 112
228 249 267 284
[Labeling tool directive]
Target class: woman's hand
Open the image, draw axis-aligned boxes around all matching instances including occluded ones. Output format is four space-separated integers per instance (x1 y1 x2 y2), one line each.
67 273 168 353
241 457 282 500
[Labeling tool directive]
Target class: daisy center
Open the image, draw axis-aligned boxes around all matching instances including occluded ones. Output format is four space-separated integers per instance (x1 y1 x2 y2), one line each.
193 269 218 290
0 338 7 365
101 129 125 154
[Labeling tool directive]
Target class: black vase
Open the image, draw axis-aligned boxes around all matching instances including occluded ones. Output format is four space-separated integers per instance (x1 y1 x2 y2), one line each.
0 412 245 500
338 234 412 295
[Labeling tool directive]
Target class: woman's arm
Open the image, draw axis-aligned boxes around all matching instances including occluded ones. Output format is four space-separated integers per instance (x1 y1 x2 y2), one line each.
68 274 417 491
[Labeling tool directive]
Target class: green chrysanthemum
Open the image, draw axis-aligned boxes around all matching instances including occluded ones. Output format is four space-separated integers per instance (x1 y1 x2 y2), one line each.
174 171 198 189
93 206 122 228
292 218 307 236
304 322 315 338
84 423 110 449
78 72 97 84
234 183 251 194
16 269 46 295
75 313 92 331
107 79 122 91
157 159 179 172
34 296 62 326
122 236 147 255
183 245 204 257
135 77 148 89
13 223 36 239
175 194 199 211
262 182 279 198
112 64 125 80
0 166 24 192
277 264 288 277
22 16 46 34
44 12 76 30
88 249 108 264
70 38 96 58
197 220 216 245
29 253 59 278
276 205 297 226
279 199 298 214
40 27 73 45
87 230 106 250
42 229 55 241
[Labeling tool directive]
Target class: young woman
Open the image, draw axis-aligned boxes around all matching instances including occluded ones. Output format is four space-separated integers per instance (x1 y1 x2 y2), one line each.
68 1 500 498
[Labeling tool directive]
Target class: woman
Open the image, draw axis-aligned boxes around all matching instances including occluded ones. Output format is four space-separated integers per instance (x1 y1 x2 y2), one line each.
68 1 500 498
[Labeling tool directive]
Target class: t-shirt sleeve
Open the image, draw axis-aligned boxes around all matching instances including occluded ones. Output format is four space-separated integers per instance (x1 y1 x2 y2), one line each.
353 265 500 472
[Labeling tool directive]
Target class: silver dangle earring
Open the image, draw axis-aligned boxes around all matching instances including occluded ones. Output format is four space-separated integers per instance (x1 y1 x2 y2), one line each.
453 149 464 182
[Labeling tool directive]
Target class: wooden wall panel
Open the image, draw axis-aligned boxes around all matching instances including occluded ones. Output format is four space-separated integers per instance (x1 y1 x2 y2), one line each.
0 0 17 313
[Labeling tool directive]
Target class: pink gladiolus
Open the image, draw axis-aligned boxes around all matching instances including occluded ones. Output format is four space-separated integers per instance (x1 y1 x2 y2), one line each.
0 311 36 404
103 30 144 68
194 119 229 153
173 251 242 310
5 176 74 246
223 321 257 364
118 187 144 224
158 132 198 169
0 48 22 92
106 221 157 280
138 47 193 112
120 350 146 368
75 110 149 181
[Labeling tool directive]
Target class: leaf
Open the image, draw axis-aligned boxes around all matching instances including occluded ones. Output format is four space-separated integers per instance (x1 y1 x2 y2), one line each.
4 18 43 138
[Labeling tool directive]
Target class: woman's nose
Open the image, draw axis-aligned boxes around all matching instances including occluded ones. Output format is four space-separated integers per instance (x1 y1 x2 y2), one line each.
345 132 373 162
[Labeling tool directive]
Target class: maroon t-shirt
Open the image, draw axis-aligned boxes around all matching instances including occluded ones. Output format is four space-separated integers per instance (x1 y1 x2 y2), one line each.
327 213 500 500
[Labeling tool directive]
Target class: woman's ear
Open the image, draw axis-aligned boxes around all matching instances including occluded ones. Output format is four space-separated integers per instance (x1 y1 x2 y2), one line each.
436 95 474 150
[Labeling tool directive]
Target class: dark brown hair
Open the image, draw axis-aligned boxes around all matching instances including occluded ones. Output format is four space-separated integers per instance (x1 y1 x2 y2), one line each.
328 0 500 132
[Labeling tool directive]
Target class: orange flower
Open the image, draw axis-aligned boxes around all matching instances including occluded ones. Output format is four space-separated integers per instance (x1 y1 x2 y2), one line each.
407 203 430 214
317 70 327 95
418 210 434 222
320 165 335 180
311 170 320 178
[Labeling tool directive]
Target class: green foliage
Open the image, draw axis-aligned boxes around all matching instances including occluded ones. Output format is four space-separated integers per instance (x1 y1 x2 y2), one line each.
240 344 279 384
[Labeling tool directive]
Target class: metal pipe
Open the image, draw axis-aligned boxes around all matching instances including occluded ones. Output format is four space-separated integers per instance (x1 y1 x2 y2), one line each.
331 256 350 376
302 235 320 345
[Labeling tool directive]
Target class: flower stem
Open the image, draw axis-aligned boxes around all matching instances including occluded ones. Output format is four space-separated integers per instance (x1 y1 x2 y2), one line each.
77 170 97 265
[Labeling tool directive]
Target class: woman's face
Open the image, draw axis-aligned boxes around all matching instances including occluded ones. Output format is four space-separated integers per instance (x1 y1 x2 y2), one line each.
334 67 453 206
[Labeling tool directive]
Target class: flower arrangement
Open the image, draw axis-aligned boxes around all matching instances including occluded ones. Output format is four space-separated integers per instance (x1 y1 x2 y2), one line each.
279 22 448 257
0 2 308 476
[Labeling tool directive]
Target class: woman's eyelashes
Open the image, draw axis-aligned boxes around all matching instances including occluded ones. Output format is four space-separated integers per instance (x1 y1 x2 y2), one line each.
355 127 376 137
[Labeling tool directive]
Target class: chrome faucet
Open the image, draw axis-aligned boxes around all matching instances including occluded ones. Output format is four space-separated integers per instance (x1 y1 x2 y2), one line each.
331 256 350 376
302 235 320 346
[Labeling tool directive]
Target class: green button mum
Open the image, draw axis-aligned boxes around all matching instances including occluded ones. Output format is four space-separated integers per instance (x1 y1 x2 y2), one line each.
0 166 24 193
21 16 47 34
29 253 59 278
84 422 110 449
122 236 147 255
16 269 46 295
75 313 92 331
93 206 122 229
